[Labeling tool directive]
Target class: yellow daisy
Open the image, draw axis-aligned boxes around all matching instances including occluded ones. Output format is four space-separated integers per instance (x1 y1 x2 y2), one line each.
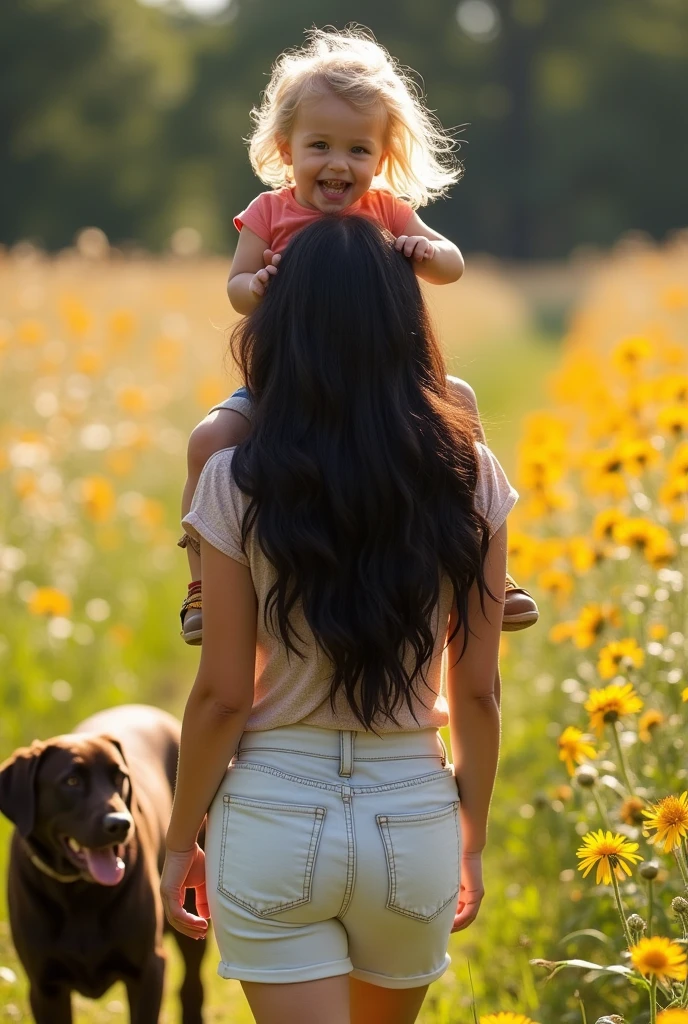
612 335 652 375
27 587 72 618
573 603 621 650
537 569 574 605
480 1015 540 1024
576 829 642 884
658 405 688 437
643 793 688 853
630 936 687 983
638 709 665 743
658 1010 688 1023
592 507 627 542
682 687 688 702
597 639 645 680
585 682 643 736
557 726 596 777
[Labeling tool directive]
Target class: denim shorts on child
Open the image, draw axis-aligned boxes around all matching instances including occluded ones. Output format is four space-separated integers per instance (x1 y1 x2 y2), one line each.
205 723 462 988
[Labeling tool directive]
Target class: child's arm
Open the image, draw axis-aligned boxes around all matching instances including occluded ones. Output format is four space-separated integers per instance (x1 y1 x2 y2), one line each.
395 210 464 285
227 226 280 315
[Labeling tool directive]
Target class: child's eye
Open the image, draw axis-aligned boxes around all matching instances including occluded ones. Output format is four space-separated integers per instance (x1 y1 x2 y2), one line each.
351 146 369 155
311 142 328 150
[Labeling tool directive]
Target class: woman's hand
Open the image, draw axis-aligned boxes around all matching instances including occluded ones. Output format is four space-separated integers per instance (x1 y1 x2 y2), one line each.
451 850 485 932
394 235 435 262
249 249 281 298
160 842 210 940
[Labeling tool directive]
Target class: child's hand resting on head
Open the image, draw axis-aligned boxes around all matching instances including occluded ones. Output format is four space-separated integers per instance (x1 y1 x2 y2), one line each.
249 250 281 299
395 235 436 262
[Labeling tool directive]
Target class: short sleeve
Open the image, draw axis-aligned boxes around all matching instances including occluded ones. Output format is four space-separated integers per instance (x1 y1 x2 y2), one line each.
234 192 273 244
474 443 518 535
182 449 249 564
371 191 414 237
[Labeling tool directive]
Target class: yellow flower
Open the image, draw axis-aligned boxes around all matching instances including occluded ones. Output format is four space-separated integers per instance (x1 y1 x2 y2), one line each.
568 536 602 574
480 1016 540 1024
537 569 574 605
630 936 687 983
117 386 149 415
645 528 677 568
59 296 93 339
669 441 688 476
79 476 116 522
650 623 668 641
28 587 72 617
16 319 46 346
612 516 658 551
584 447 627 500
573 603 621 650
592 508 627 542
558 727 596 776
643 793 688 853
620 796 647 827
585 682 643 736
612 335 652 375
576 829 642 884
549 621 577 644
619 438 660 476
658 1010 688 1023
639 709 665 743
597 639 645 680
682 687 688 702
658 405 688 437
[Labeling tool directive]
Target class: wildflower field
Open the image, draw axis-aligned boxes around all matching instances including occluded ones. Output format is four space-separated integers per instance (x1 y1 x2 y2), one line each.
1 229 688 1023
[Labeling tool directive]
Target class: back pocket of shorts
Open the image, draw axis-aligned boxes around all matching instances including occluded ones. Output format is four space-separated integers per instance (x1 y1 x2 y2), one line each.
218 795 326 917
377 802 460 922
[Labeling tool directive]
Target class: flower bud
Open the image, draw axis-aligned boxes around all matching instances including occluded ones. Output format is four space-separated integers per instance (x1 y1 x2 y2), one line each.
672 895 688 919
639 860 660 880
626 913 646 936
575 764 599 788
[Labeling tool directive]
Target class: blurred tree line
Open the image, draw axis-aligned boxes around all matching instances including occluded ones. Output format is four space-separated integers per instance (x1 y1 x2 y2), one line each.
1 0 687 258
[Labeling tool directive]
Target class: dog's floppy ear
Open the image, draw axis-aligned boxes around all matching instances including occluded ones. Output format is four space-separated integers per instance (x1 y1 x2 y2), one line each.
100 735 132 808
0 741 47 836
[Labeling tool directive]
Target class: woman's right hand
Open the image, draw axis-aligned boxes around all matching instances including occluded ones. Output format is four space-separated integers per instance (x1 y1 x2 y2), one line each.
249 249 281 299
451 850 485 932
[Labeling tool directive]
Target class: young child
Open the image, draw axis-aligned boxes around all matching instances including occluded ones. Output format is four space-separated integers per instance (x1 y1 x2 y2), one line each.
179 26 538 643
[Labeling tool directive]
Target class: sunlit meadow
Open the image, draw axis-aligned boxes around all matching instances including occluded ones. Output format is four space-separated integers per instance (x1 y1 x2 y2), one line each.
1 226 687 1022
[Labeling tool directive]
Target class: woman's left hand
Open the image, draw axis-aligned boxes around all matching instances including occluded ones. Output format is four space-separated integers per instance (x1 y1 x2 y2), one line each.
160 843 210 939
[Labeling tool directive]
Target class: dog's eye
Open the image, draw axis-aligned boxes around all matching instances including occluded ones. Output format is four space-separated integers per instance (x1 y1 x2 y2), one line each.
64 775 81 787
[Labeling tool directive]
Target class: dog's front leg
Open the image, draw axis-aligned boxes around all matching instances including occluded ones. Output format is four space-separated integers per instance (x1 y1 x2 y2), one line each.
125 951 166 1024
29 983 72 1024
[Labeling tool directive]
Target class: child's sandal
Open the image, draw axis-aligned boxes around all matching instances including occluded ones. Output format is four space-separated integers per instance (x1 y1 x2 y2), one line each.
502 573 539 632
180 582 203 645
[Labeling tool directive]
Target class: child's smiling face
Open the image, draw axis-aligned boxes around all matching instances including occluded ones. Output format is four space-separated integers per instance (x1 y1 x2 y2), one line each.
279 90 388 213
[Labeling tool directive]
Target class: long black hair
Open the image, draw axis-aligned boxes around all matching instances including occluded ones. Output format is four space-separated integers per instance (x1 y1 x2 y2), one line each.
231 215 490 729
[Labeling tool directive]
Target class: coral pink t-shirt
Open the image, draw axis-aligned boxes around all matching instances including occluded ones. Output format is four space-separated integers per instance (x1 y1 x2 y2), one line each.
234 187 414 254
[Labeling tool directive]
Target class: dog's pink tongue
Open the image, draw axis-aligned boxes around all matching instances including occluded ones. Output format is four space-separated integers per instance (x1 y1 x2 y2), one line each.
84 847 125 886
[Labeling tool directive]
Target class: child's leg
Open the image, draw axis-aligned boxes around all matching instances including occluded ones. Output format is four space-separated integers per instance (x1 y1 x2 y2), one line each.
447 375 539 631
181 407 251 576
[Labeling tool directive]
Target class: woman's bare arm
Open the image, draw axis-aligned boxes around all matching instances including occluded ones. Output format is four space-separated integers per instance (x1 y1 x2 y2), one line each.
166 539 258 854
447 522 505 854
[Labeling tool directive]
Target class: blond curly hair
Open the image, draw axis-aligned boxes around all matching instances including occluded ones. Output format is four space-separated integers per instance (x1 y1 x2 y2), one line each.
247 26 462 209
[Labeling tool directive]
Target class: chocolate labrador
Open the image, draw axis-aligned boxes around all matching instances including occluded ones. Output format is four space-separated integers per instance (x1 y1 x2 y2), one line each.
0 704 206 1024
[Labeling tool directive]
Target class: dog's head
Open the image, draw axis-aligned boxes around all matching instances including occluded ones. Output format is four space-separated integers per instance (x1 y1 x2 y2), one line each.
0 733 135 886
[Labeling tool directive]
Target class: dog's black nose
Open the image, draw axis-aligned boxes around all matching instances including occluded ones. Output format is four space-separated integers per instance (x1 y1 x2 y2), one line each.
102 812 132 840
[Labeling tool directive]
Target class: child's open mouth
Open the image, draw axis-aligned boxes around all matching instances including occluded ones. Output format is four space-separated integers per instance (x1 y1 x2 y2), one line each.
318 180 352 201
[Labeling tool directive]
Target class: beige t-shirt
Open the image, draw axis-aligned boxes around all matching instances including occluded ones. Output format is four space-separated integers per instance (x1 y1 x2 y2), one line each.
183 440 517 733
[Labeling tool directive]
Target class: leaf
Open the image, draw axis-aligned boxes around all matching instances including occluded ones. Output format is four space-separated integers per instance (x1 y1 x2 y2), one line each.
560 929 613 947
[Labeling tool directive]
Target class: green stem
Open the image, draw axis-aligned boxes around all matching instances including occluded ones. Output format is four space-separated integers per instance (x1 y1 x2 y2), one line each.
650 976 657 1024
647 878 654 939
674 847 688 887
611 720 636 796
611 866 635 950
591 787 611 829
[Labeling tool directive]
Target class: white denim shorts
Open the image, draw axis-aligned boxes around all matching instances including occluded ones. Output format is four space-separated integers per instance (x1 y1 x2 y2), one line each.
205 723 461 989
